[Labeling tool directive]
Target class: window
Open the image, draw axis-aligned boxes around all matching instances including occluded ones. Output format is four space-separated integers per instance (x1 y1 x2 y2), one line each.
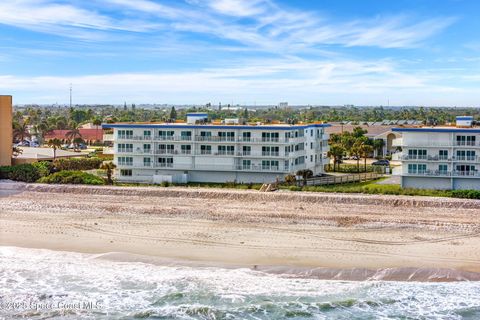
456 135 476 146
181 131 192 140
143 144 151 153
262 146 279 156
159 144 174 154
310 142 313 149
117 143 133 153
200 145 212 155
310 130 313 137
242 132 251 141
118 157 133 166
262 160 279 170
181 145 192 154
408 149 427 159
242 146 251 155
242 159 251 169
407 163 427 174
143 130 151 138
219 132 235 141
158 130 174 140
120 169 132 176
218 145 234 155
118 130 133 139
200 131 212 137
438 164 448 174
143 157 151 167
158 157 173 167
456 150 476 161
262 132 279 142
439 150 448 160
455 165 476 175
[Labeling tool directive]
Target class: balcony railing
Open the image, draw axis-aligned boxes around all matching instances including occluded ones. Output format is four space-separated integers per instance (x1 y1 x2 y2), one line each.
395 153 479 162
404 170 480 177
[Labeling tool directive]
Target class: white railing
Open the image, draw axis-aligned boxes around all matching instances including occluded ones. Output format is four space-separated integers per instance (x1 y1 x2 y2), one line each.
404 170 480 177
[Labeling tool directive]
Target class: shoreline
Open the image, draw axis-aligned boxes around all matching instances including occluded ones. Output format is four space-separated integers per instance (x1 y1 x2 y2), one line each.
1 181 479 280
3 245 480 282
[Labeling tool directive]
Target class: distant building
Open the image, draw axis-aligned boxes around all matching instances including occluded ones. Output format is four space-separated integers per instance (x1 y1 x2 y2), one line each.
44 129 103 144
278 102 288 108
12 147 88 165
326 123 401 157
0 95 12 166
392 117 479 190
103 118 330 184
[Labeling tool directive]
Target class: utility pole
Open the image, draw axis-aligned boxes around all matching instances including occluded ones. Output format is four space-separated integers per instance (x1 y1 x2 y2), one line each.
69 83 72 108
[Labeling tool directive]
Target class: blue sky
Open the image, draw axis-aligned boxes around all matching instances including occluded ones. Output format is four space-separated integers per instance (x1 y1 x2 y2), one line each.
0 0 479 106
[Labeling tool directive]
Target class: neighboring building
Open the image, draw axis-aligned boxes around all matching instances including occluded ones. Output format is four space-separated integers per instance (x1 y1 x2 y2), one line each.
102 116 330 183
0 95 12 166
392 117 479 190
326 123 401 157
44 129 103 144
12 147 88 165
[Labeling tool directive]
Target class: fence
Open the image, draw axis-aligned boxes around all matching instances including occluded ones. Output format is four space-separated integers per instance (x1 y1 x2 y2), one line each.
297 172 382 187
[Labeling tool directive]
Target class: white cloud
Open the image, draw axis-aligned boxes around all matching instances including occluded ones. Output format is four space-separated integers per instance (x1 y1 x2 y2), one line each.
1 59 469 106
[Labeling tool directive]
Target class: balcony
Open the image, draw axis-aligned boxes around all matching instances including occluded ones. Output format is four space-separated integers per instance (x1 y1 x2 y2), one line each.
404 170 480 177
455 141 480 147
103 134 114 141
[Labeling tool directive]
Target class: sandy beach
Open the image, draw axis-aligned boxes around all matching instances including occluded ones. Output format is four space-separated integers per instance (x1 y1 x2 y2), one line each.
1 181 479 280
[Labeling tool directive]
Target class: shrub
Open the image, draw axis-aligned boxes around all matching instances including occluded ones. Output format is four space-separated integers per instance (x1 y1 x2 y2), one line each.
37 171 105 185
160 181 170 187
284 174 296 185
451 190 480 199
0 162 52 183
53 157 103 171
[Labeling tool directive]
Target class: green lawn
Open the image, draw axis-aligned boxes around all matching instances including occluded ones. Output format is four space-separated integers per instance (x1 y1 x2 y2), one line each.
282 178 480 199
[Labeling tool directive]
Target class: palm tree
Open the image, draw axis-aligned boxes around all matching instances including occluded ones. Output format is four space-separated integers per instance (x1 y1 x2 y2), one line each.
13 121 31 143
373 139 385 158
92 118 102 142
100 162 116 185
296 169 313 186
327 143 345 172
12 146 23 157
351 141 362 173
66 123 82 150
73 137 84 152
360 143 374 172
47 138 62 160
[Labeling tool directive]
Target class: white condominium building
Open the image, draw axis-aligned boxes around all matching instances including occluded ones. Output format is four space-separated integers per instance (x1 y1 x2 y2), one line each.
392 117 480 190
103 115 330 183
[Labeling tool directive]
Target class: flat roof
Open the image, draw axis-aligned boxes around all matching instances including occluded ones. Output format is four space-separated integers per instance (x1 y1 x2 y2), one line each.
102 123 330 130
392 127 480 133
15 147 89 160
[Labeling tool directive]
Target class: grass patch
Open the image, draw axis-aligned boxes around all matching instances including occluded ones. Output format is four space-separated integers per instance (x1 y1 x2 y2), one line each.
280 178 478 199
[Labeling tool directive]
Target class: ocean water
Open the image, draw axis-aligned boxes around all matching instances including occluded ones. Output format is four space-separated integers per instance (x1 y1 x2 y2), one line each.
1 247 479 320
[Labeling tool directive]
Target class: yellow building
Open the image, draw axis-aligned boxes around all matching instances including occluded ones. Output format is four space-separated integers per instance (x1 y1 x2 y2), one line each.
0 95 13 166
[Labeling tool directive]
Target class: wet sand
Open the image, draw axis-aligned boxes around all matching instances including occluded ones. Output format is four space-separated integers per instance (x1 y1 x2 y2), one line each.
1 181 479 280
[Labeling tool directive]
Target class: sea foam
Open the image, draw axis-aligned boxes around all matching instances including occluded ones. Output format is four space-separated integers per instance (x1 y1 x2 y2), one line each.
1 246 479 319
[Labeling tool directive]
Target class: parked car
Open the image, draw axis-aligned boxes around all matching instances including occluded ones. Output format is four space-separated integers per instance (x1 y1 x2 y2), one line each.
351 155 359 160
372 159 390 166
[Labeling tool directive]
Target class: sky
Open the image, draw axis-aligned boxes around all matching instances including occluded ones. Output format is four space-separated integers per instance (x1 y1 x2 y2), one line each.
0 0 480 106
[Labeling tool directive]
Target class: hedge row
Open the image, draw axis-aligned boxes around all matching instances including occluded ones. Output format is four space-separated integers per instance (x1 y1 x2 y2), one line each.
0 162 53 183
38 171 105 185
53 158 103 171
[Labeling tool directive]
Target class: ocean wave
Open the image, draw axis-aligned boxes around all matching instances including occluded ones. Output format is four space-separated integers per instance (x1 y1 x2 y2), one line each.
1 246 480 319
